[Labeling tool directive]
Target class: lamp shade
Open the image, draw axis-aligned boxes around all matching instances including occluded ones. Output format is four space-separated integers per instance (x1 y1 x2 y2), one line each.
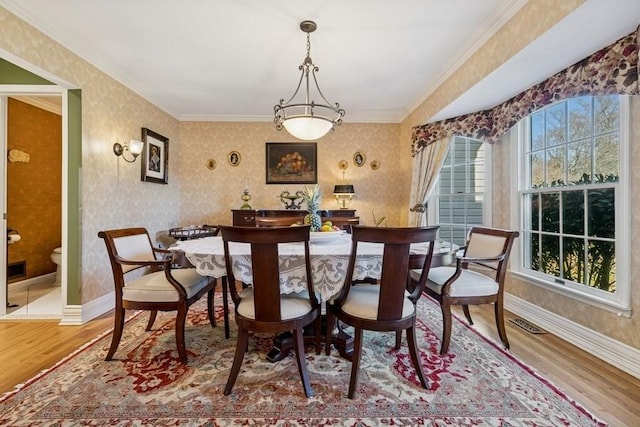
128 139 144 155
333 184 355 195
282 117 334 141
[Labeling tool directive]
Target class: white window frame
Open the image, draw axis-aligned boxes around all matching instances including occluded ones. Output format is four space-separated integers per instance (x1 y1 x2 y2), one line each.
509 96 631 316
428 136 492 244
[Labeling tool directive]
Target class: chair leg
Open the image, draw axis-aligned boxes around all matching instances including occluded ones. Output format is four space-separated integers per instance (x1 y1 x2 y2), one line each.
462 304 473 324
105 307 125 361
314 313 322 355
494 300 510 350
325 307 334 355
145 310 157 331
224 327 249 396
175 305 188 363
207 286 216 328
347 327 364 399
222 277 230 339
439 301 452 355
293 327 313 397
395 330 402 350
406 324 428 389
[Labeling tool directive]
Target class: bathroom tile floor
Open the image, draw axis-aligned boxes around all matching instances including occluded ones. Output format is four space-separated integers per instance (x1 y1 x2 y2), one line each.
5 280 61 318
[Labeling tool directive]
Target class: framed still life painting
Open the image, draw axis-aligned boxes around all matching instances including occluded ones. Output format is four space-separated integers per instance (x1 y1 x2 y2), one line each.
265 142 317 184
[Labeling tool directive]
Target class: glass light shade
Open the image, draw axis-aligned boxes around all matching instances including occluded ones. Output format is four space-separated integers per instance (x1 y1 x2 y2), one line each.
128 139 144 155
282 117 333 141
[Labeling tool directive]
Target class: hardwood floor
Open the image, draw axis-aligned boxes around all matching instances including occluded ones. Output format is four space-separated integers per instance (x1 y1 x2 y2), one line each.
0 305 638 425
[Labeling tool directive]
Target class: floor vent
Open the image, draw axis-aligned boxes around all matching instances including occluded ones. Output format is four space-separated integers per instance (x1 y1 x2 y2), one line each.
509 318 547 334
8 261 27 280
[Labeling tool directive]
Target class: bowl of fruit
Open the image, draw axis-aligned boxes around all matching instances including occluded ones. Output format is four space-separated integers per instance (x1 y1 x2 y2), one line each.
309 221 344 243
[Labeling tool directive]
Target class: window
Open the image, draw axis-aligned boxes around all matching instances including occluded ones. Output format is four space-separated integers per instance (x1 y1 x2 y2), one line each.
433 136 490 246
514 95 630 312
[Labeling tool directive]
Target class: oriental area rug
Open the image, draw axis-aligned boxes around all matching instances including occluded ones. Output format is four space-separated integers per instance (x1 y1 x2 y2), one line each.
1 297 605 426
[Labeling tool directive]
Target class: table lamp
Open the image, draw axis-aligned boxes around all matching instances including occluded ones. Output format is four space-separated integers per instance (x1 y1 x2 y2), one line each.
333 184 355 209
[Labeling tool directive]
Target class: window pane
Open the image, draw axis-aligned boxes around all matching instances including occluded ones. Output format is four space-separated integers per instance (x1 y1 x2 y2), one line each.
451 225 469 246
528 193 539 231
568 97 592 140
562 190 584 235
529 232 540 270
588 239 616 292
563 237 585 283
451 197 466 223
546 146 565 186
588 188 615 238
541 192 559 233
546 103 566 146
541 234 560 277
530 152 544 188
594 95 619 134
531 111 545 151
469 162 484 193
452 139 467 165
469 139 484 162
440 167 452 194
438 197 452 223
466 195 483 224
567 140 591 183
594 134 619 180
452 165 466 193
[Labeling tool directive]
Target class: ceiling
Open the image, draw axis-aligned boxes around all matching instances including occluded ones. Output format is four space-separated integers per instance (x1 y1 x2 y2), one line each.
2 0 639 125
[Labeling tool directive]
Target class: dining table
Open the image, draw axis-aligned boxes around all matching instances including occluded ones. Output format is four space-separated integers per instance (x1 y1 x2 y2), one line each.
170 231 457 361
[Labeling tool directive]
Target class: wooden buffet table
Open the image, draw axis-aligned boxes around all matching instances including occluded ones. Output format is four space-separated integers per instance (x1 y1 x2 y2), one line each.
231 209 359 229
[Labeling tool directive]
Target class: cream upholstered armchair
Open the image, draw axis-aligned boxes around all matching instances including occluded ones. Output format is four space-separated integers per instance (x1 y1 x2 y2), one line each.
410 226 519 355
98 227 218 364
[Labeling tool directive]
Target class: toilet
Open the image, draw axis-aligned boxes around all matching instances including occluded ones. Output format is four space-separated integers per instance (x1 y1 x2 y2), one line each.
50 247 62 286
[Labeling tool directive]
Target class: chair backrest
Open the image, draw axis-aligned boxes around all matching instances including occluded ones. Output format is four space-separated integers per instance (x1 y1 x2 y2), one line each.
219 225 318 321
340 225 439 321
98 227 158 288
255 216 303 227
462 226 519 285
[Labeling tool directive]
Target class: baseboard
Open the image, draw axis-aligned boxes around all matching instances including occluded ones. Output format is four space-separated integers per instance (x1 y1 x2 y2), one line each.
59 291 114 325
8 273 57 291
505 293 640 380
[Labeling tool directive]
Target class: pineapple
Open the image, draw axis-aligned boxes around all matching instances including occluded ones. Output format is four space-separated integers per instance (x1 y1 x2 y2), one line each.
302 185 322 231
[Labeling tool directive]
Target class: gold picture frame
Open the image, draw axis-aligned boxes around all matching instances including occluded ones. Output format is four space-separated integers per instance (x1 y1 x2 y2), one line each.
228 151 241 166
353 151 366 167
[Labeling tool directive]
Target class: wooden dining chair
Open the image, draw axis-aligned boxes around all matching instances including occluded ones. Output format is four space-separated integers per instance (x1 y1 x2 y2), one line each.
220 225 322 397
325 225 440 398
409 226 519 355
98 227 218 363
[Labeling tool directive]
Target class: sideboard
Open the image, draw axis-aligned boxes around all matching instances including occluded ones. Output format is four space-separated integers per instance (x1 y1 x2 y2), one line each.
231 209 359 229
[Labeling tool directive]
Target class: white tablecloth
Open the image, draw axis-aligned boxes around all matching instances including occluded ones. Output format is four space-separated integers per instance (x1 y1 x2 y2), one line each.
171 234 454 303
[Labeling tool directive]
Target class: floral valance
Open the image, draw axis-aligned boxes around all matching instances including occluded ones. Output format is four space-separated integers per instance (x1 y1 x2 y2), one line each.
411 26 640 156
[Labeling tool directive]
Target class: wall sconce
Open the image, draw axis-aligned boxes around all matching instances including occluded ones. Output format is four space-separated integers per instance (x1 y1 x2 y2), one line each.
113 139 144 163
333 184 355 210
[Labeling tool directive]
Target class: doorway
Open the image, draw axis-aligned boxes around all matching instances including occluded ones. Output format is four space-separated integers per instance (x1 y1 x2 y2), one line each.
0 85 68 319
4 94 63 317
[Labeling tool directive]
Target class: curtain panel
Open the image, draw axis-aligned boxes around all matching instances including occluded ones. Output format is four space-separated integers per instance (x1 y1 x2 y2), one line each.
411 26 640 156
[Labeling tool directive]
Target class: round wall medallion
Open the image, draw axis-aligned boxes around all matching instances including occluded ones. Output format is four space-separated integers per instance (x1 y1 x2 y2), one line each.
370 160 380 170
338 160 348 170
206 159 216 170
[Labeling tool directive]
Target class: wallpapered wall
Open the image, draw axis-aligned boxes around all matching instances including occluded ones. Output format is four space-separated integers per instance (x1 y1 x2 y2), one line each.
0 8 181 303
177 121 406 228
7 98 62 281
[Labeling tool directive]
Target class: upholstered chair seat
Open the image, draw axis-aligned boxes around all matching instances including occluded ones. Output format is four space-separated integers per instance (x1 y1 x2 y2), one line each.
123 269 213 302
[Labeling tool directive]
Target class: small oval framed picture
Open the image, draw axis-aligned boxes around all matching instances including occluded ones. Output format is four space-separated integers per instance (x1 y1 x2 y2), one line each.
228 151 241 167
353 151 366 167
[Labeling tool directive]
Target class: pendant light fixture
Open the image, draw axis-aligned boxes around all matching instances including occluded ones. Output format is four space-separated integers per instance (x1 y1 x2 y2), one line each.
274 20 345 141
